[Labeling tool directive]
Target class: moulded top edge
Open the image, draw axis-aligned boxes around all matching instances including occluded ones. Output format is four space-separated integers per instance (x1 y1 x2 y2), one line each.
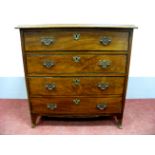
15 24 138 29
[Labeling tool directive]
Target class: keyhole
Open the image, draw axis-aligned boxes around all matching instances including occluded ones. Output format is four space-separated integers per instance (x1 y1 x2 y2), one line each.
73 79 80 86
73 33 80 40
73 56 80 63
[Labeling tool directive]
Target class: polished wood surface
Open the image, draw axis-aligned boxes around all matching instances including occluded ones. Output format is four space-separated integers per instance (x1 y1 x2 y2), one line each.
17 24 136 127
28 77 125 96
30 97 122 114
26 54 127 74
24 29 129 51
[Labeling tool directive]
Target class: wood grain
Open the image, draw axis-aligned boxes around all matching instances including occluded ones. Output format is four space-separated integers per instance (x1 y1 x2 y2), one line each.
30 97 122 114
28 77 125 96
24 29 129 51
17 26 136 127
26 54 127 74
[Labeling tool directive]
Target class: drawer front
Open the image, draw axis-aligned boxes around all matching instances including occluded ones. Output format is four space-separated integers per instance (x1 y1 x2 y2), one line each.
26 54 127 74
28 77 125 96
24 29 129 51
30 97 122 114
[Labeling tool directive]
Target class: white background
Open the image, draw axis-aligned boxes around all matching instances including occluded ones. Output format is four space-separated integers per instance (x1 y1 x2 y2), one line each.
0 136 155 155
0 0 155 77
0 0 155 150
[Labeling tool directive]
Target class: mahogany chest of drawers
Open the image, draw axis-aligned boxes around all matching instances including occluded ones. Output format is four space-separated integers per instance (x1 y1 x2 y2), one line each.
16 24 137 128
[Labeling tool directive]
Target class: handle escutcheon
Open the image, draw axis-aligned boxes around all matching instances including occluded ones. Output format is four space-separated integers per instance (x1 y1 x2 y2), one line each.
45 83 56 90
96 103 107 110
43 60 55 68
98 60 111 69
41 37 54 46
47 103 57 110
100 36 111 46
98 82 109 90
73 98 80 105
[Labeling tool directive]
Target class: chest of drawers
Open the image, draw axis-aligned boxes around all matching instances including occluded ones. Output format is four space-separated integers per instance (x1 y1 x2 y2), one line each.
16 24 137 128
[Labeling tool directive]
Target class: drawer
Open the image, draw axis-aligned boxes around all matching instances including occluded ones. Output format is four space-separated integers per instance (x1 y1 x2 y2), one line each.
30 97 122 114
28 77 125 96
26 54 127 74
24 29 129 51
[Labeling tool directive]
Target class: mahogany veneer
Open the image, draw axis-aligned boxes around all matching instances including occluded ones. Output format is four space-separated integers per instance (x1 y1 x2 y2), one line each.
17 24 137 128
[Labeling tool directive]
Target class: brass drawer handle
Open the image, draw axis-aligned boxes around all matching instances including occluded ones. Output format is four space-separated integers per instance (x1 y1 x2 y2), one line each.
73 79 80 86
96 103 107 110
47 103 57 110
100 36 111 46
73 33 80 40
43 60 55 68
41 37 54 46
73 56 80 63
45 83 56 90
98 60 111 69
73 98 80 105
98 82 109 90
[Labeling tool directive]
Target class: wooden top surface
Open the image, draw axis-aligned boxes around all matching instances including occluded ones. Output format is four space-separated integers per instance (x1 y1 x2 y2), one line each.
15 24 138 29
